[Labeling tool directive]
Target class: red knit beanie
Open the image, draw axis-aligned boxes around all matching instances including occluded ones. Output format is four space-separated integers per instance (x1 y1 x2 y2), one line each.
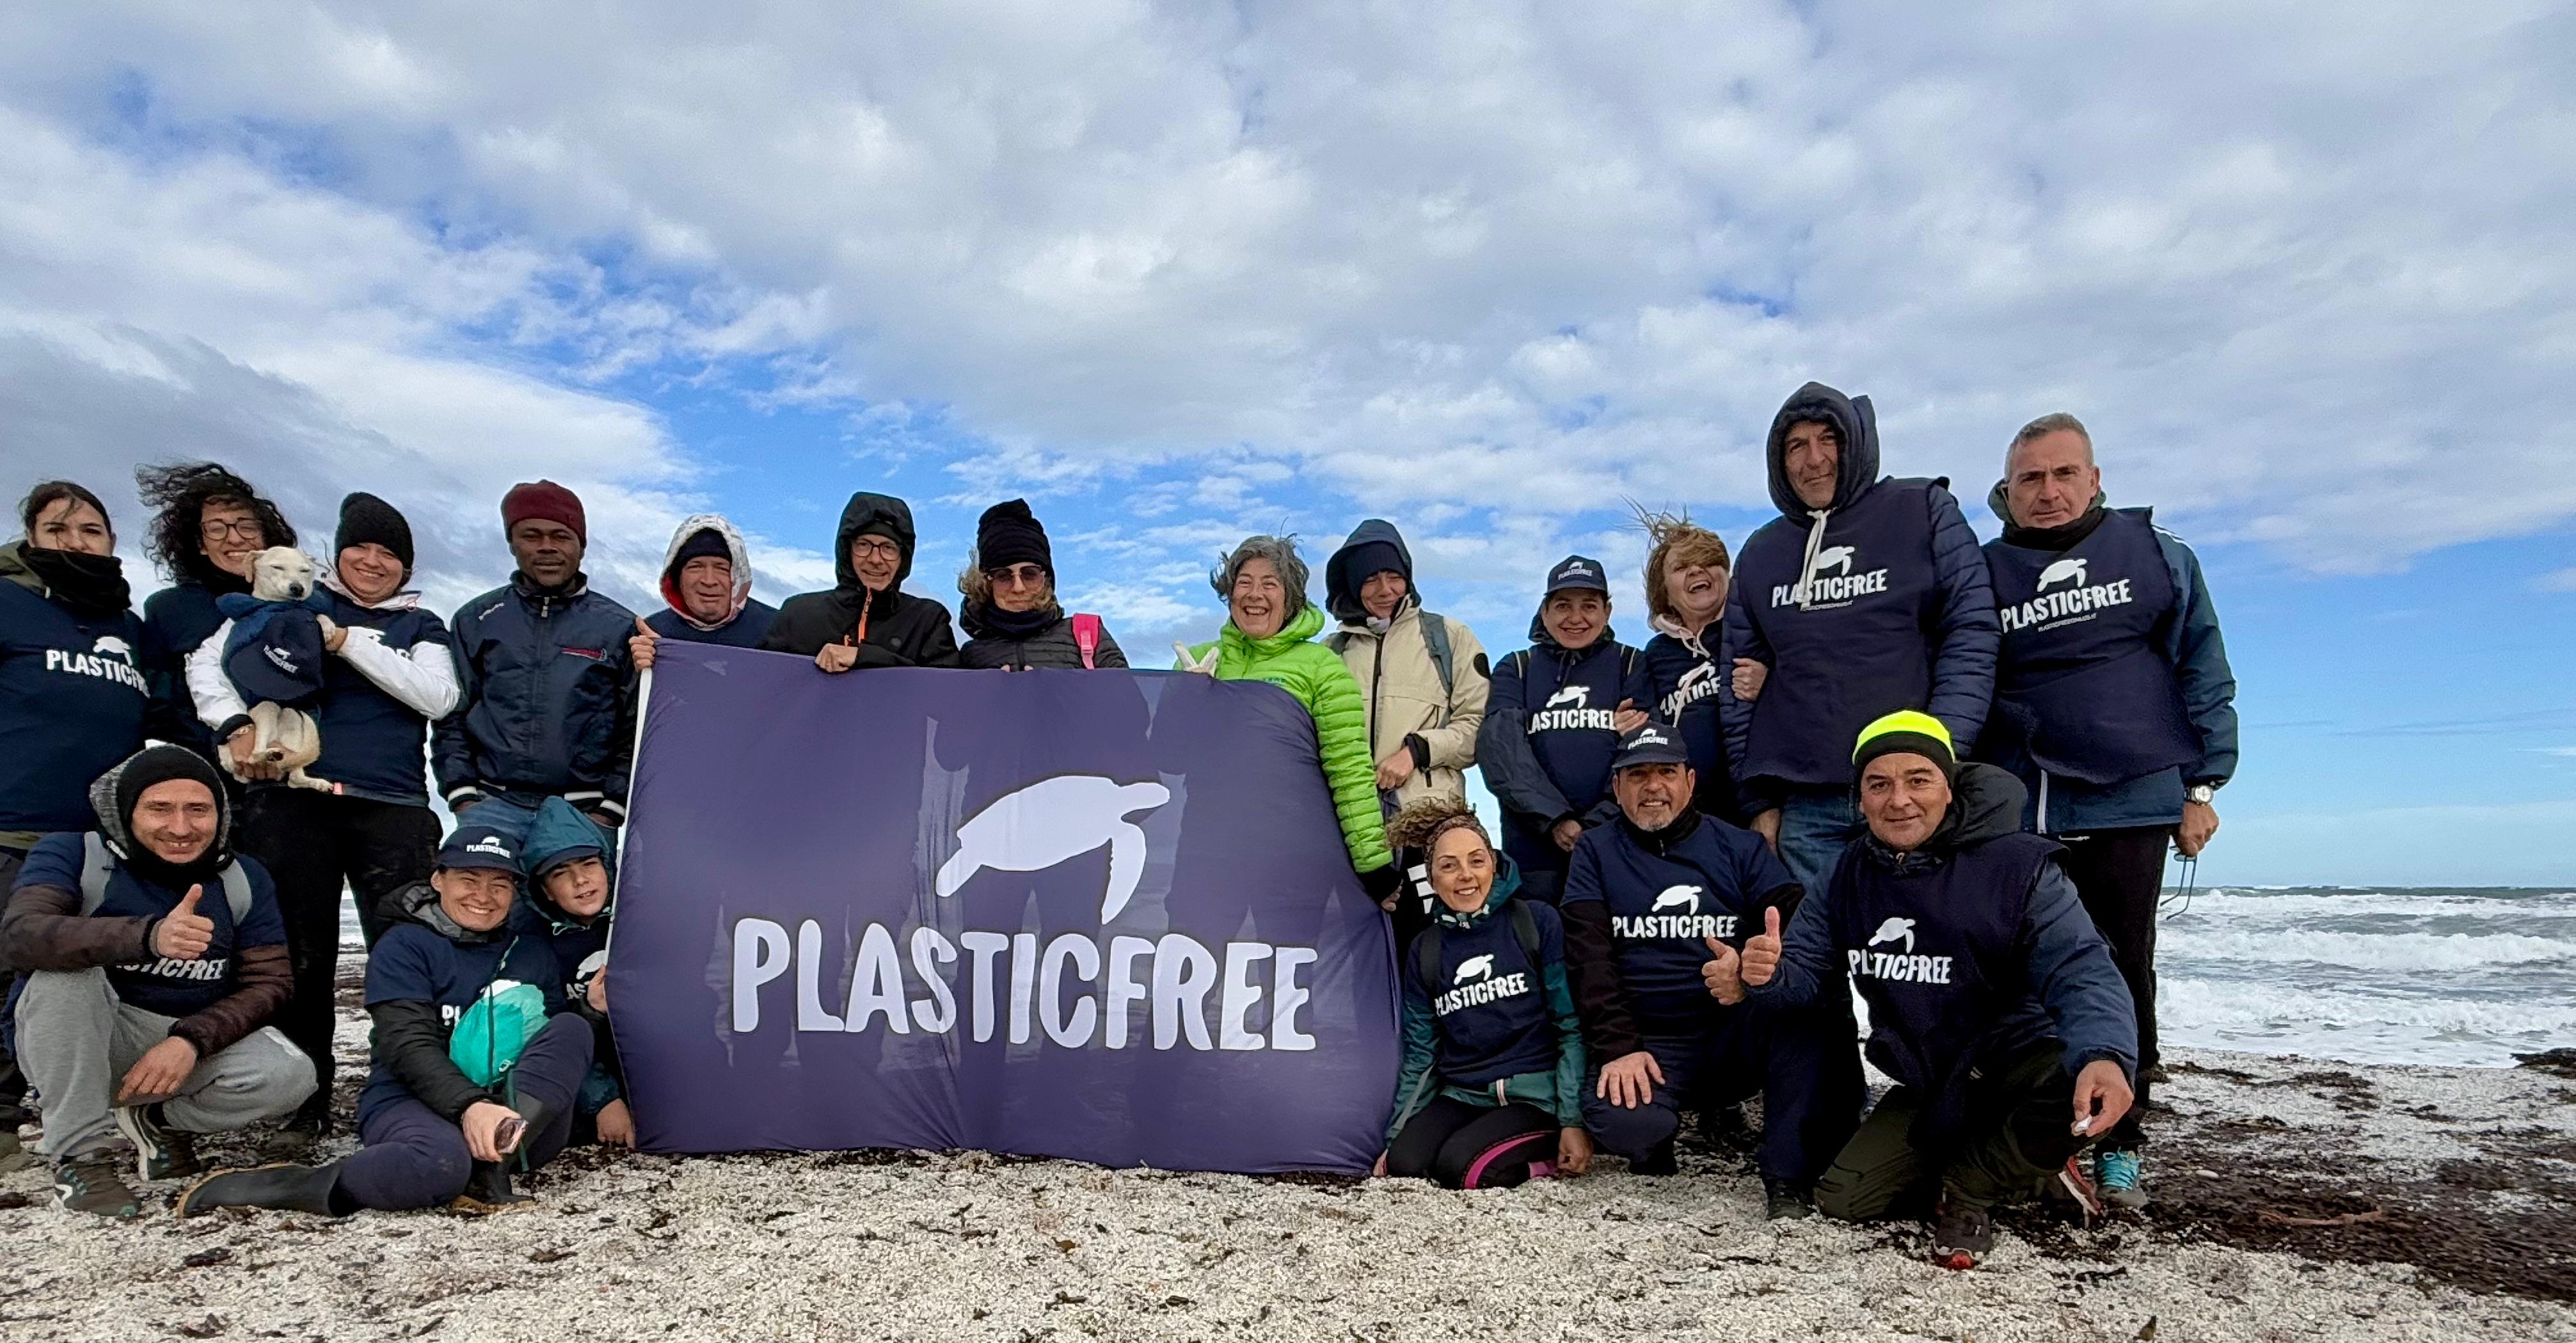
501 480 586 546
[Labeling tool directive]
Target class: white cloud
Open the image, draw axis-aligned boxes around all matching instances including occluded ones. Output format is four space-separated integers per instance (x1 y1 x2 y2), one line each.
2536 568 2576 593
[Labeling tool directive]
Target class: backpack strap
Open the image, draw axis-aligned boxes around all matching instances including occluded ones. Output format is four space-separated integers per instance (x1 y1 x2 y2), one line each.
1070 614 1103 669
81 833 251 923
1419 612 1456 699
1507 900 1543 966
1413 923 1444 995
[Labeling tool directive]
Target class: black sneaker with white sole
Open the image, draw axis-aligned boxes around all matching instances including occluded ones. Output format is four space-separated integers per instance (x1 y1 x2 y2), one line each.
113 1103 201 1182
1932 1198 1994 1270
52 1155 141 1219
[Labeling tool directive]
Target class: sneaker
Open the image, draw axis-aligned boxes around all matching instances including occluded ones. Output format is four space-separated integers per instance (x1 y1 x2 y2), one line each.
2097 1150 2147 1209
113 1104 200 1182
1931 1198 1993 1270
260 1108 330 1162
1628 1140 1679 1177
51 1155 141 1219
1762 1177 1815 1221
2055 1154 2105 1223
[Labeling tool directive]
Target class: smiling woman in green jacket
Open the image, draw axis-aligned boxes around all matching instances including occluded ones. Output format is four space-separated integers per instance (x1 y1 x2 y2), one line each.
1179 536 1397 899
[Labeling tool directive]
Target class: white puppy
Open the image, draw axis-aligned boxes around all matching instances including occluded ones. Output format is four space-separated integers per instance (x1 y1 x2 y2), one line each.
234 546 337 793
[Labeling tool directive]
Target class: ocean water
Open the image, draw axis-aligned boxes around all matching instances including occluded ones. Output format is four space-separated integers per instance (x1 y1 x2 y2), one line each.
2158 886 2576 1067
341 885 2576 1070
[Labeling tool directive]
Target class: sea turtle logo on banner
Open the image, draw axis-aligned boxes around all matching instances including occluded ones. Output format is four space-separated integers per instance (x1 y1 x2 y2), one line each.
934 775 1173 921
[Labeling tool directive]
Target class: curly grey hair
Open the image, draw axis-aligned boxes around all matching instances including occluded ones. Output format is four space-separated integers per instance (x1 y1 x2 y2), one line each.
1209 534 1309 618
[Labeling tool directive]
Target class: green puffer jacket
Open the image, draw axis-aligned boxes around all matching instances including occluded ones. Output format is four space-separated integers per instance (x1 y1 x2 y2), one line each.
1181 604 1392 874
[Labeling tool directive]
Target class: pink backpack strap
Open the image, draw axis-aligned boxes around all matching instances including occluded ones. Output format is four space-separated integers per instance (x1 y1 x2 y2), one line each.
1070 613 1102 669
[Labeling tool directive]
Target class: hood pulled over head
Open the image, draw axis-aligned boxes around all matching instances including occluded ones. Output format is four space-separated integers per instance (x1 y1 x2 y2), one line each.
1765 381 1882 518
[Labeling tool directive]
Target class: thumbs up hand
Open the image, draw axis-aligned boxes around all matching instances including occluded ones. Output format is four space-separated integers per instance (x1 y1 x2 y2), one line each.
1738 906 1783 989
154 886 216 960
1700 936 1745 1005
629 615 659 670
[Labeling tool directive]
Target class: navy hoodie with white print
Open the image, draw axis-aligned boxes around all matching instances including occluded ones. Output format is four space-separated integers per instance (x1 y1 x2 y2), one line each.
359 880 563 1127
1389 856 1586 1140
1477 601 1651 891
0 543 166 836
1562 808 1800 1031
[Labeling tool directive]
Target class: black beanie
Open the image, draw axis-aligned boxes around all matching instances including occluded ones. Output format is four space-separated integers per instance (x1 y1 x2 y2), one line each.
668 527 731 580
100 745 232 888
335 493 415 571
976 499 1053 577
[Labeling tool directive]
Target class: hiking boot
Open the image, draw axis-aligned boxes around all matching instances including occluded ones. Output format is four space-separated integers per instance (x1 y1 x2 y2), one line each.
450 1160 535 1214
1762 1177 1815 1221
2097 1150 2147 1209
1931 1198 1993 1270
2054 1154 2105 1223
113 1103 201 1182
52 1154 141 1219
260 1106 331 1162
179 1162 344 1218
1628 1140 1679 1177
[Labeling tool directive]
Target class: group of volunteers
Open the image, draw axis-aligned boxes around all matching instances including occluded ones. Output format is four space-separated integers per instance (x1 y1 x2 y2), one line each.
0 381 2236 1270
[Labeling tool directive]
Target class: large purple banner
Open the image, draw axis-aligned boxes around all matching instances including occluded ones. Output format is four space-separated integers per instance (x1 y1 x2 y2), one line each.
608 642 1399 1173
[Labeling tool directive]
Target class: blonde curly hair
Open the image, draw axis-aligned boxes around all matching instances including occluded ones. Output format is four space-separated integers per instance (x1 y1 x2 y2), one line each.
1387 795 1491 855
1633 504 1731 626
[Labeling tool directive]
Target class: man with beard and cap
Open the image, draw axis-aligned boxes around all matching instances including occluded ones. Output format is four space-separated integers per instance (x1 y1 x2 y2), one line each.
434 482 638 836
185 492 458 1152
179 822 594 1216
0 482 181 1151
1323 520 1491 945
955 499 1128 670
1738 712 2137 1270
761 491 959 671
1562 722 1859 1213
1476 555 1652 906
2 746 313 1218
514 797 632 1148
1721 383 2001 901
626 514 779 671
1976 413 2240 1208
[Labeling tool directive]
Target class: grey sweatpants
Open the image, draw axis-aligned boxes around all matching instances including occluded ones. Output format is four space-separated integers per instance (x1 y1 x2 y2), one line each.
14 968 314 1161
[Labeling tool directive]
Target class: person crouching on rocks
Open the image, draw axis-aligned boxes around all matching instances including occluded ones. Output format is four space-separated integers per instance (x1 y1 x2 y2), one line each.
1376 797 1591 1188
180 823 589 1217
516 797 632 1148
1737 710 2137 1269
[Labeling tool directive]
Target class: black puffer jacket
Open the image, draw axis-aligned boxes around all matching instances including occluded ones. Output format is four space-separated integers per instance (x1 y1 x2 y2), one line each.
957 605 1129 671
759 493 960 668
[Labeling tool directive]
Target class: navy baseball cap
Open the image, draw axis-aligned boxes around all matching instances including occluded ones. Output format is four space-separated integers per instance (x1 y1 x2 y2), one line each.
1544 554 1609 596
436 824 523 874
1611 720 1692 772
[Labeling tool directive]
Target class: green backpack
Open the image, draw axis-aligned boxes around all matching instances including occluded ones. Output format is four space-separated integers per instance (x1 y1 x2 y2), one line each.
448 951 549 1088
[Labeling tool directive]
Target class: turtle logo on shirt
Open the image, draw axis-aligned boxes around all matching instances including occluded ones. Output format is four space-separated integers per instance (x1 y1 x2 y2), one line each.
1868 916 1916 954
2036 557 2090 592
1545 685 1591 710
92 635 134 665
1452 954 1496 985
1650 885 1702 916
1807 546 1856 580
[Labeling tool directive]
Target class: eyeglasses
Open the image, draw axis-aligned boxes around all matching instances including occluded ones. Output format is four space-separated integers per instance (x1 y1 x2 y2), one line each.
200 518 264 542
988 564 1048 588
850 538 902 560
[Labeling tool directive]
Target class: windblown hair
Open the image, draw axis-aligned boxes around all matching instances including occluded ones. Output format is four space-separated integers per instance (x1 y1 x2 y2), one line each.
955 549 1061 619
1387 795 1491 856
19 481 113 539
1633 504 1731 626
134 462 294 586
1209 534 1309 619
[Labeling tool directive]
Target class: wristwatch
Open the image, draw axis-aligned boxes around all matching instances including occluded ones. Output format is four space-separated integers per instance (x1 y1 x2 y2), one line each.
2184 783 2218 805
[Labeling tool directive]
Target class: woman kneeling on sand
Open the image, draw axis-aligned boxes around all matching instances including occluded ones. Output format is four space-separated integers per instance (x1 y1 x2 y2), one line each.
1377 797 1592 1188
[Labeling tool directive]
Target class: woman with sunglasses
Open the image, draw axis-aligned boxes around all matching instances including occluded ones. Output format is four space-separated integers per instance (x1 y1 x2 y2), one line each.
955 500 1126 671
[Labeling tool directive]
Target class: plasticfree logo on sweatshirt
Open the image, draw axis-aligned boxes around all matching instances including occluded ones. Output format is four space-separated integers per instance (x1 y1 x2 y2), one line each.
1528 682 1617 734
1772 544 1891 610
1431 950 1532 1017
44 634 148 694
1999 555 2138 635
1611 884 1737 942
1846 916 1954 985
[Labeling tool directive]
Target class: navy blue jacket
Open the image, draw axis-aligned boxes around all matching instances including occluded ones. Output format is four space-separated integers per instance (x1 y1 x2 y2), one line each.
1475 617 1651 886
0 552 168 836
1720 384 1999 815
434 575 638 820
143 580 242 767
1978 502 2240 833
359 881 564 1127
1641 624 1740 823
1562 809 1800 1038
1748 764 2136 1147
12 832 289 1022
191 584 457 807
646 599 777 649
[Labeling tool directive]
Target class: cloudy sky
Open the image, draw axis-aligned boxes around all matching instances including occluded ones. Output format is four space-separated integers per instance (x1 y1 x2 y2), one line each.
3 2 2570 885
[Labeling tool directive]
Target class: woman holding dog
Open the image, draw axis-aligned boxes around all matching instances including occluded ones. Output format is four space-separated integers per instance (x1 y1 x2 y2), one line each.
182 493 458 1154
136 463 296 772
0 481 170 1144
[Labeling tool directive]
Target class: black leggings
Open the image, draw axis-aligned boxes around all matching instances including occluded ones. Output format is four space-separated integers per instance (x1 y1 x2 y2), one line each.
2059 825 2168 1150
1387 1097 1558 1189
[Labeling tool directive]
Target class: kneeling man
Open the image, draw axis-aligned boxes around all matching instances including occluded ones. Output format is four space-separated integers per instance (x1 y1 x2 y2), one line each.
1565 723 1861 1214
1740 711 2136 1268
182 823 592 1216
3 746 314 1218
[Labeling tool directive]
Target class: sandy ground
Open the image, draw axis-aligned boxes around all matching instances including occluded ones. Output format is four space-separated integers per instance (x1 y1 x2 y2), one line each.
1 992 2570 1343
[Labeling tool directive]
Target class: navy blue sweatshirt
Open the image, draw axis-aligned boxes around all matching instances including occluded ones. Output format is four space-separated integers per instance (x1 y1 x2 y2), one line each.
12 832 289 1019
143 580 242 766
645 599 777 649
359 882 564 1127
0 555 166 836
1476 617 1651 886
1562 809 1799 1033
192 584 456 807
1641 625 1740 823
